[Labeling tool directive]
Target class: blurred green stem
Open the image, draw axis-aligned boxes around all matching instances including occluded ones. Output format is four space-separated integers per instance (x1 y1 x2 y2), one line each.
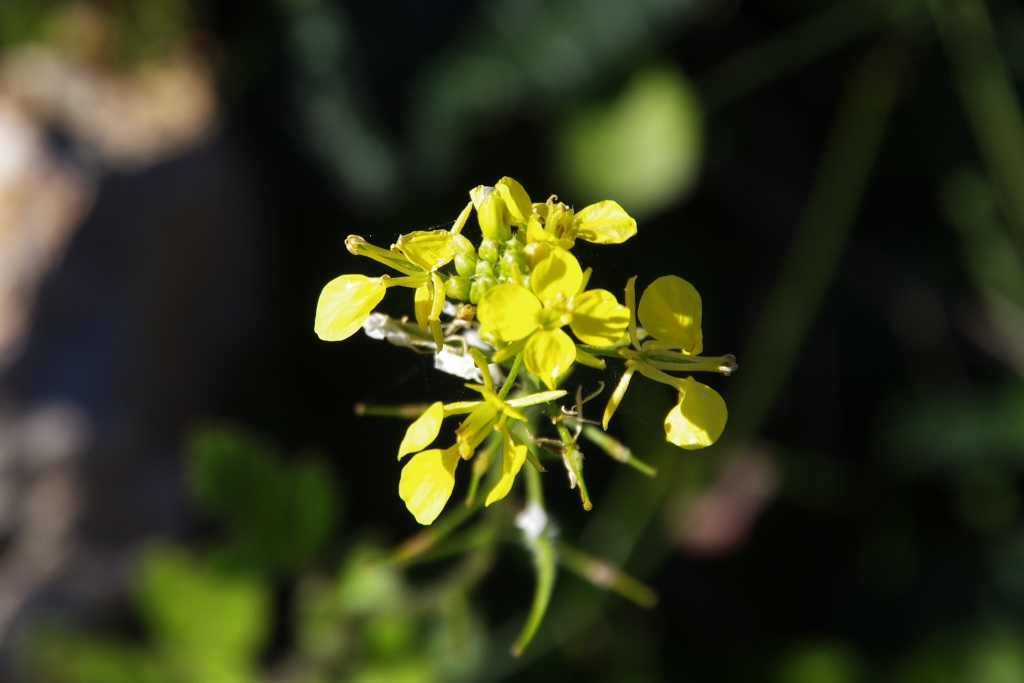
557 543 658 608
930 0 1024 256
697 1 881 110
722 41 903 447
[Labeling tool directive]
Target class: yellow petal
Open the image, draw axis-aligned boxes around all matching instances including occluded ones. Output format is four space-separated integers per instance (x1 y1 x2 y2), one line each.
414 285 430 331
397 402 444 460
569 288 630 346
531 248 583 303
469 184 490 210
637 275 703 352
495 177 533 224
664 377 727 450
399 445 461 524
477 284 542 342
314 274 387 341
485 429 528 506
574 200 637 244
395 230 456 271
525 328 576 390
602 363 634 429
451 200 474 235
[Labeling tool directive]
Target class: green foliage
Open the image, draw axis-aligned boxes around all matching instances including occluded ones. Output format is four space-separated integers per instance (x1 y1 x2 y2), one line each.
134 547 270 683
24 547 270 683
187 427 339 577
0 0 193 65
557 66 704 218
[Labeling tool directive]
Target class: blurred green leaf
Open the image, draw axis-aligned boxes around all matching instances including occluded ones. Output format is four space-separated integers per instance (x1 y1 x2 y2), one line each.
22 632 166 683
187 426 339 576
557 66 703 218
777 642 863 683
134 546 270 683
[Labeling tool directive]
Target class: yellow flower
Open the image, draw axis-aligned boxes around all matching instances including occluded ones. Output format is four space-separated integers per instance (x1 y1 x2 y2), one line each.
395 361 565 524
476 248 629 389
314 219 475 350
602 275 735 450
470 177 638 261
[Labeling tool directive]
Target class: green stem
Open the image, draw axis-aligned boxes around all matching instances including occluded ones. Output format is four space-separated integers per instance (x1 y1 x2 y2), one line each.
511 463 556 658
557 543 658 608
930 0 1024 256
353 402 427 418
575 344 627 359
581 425 657 478
498 351 525 400
391 496 481 566
722 41 902 446
697 0 881 110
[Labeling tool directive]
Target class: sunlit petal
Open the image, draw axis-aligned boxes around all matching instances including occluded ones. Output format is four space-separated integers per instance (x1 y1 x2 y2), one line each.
477 284 542 342
314 274 387 341
495 176 533 224
397 402 444 460
637 275 703 352
663 377 727 450
399 445 461 524
574 200 637 244
570 289 630 346
485 429 528 506
525 328 576 390
531 248 583 303
395 230 456 271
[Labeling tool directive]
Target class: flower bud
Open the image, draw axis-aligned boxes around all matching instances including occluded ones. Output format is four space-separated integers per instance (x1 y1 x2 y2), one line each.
475 259 497 279
455 252 478 278
478 192 513 241
479 238 500 262
445 276 472 301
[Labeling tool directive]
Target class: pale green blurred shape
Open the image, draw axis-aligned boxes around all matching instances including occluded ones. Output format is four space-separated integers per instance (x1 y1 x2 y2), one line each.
135 546 270 683
778 643 862 683
557 66 703 218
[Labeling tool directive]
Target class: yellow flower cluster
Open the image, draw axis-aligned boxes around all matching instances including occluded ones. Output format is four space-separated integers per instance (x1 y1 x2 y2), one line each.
314 177 736 524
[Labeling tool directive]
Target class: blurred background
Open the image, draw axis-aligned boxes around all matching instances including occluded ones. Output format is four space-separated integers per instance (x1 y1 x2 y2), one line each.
1 0 1024 680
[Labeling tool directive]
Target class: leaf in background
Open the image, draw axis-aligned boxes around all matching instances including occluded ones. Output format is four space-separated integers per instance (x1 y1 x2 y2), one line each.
20 631 166 683
557 66 704 219
134 546 269 683
187 426 340 576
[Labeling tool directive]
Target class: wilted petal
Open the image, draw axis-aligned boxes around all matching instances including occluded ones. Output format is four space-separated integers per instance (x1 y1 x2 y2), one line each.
314 274 387 341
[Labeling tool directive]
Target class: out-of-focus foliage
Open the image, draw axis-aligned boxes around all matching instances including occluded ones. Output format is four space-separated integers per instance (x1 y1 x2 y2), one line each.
557 66 704 218
25 546 270 683
0 0 194 65
188 428 338 576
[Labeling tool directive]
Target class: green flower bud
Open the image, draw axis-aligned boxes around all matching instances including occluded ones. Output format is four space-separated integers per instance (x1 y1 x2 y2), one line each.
478 191 512 241
454 252 478 278
479 238 500 262
500 249 528 276
445 276 472 301
475 259 497 279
